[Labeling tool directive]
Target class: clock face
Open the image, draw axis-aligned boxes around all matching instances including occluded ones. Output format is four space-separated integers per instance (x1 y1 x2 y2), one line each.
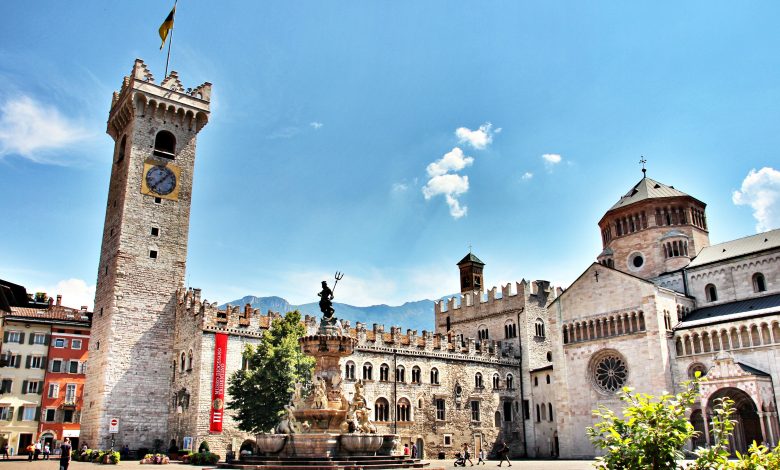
145 165 177 196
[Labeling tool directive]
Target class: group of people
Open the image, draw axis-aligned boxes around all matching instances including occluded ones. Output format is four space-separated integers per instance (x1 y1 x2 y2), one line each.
25 440 51 460
456 440 511 466
0 437 72 468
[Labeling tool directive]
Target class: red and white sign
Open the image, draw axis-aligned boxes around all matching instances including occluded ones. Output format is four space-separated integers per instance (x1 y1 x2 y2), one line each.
210 333 228 433
109 417 119 434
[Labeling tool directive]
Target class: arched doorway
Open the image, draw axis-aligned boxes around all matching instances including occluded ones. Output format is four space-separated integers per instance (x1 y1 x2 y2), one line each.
707 387 763 454
689 410 706 448
415 438 424 459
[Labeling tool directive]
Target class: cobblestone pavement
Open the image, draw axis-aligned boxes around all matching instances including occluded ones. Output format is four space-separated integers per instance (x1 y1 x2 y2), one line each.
0 457 597 469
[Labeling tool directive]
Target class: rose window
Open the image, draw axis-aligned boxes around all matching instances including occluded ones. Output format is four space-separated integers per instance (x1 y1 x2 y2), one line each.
593 354 627 393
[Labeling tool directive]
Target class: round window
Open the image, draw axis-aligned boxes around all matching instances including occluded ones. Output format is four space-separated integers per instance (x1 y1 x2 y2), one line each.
627 251 645 272
592 352 628 393
632 255 644 268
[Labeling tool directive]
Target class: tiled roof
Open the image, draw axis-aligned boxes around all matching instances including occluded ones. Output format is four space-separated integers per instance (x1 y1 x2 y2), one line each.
676 293 780 328
738 362 770 377
609 177 696 211
458 253 485 265
7 305 91 324
687 228 780 268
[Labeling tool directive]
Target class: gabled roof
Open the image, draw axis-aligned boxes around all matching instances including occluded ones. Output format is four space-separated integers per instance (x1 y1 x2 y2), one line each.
737 362 770 377
458 253 484 265
687 228 780 268
7 305 92 325
608 177 699 211
676 292 780 329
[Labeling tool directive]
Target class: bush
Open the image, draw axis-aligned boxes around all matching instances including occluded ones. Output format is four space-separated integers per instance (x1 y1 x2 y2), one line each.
189 451 219 465
198 441 210 453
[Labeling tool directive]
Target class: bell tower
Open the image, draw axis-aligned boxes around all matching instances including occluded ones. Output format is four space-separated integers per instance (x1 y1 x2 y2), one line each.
81 59 211 449
458 252 485 293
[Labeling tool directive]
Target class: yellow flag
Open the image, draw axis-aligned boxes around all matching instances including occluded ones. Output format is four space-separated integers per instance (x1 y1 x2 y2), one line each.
158 3 176 50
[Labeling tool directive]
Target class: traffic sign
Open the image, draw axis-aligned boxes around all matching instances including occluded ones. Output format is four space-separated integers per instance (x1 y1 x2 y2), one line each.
109 417 119 434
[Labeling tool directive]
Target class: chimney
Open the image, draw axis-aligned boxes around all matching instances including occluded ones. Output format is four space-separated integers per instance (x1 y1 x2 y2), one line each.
56 295 62 307
48 297 54 307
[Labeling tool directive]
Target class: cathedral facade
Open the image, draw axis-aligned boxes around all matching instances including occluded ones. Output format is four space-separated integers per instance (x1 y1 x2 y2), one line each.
82 60 780 460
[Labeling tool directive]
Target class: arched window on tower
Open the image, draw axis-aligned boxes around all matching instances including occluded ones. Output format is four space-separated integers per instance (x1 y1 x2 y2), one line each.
753 273 767 293
475 372 484 389
153 130 176 158
705 284 718 302
430 367 440 385
380 363 390 382
345 361 356 380
397 398 411 421
411 366 421 384
396 365 405 383
180 352 186 372
492 373 500 389
506 374 514 390
535 318 546 338
187 350 193 371
363 362 373 381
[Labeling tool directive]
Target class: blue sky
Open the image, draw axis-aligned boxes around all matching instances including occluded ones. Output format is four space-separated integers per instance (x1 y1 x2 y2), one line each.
1 1 779 309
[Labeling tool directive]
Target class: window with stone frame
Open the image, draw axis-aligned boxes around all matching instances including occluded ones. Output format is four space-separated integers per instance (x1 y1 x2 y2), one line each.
0 406 12 420
379 364 390 382
397 398 411 421
475 372 484 389
71 339 82 350
68 360 79 374
44 408 56 422
535 318 546 338
180 352 186 372
506 374 514 390
25 381 41 394
374 398 389 421
153 130 176 158
435 398 446 421
30 356 44 369
411 366 421 384
22 406 36 421
548 403 553 422
503 401 513 422
0 379 11 394
32 334 46 345
344 361 356 380
430 368 440 385
395 365 405 383
705 284 718 302
470 400 480 422
591 350 628 393
492 373 500 389
362 362 373 380
187 350 193 371
63 409 74 423
53 338 66 348
48 383 59 398
753 273 767 293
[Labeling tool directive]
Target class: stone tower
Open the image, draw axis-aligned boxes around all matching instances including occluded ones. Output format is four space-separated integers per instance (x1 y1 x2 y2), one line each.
596 172 709 279
81 59 211 449
458 252 485 293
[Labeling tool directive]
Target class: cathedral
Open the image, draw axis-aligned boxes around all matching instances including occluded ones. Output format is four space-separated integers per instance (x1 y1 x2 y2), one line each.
80 60 780 460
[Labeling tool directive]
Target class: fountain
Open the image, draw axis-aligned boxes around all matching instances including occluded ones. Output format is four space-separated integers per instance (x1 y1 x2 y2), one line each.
223 275 434 469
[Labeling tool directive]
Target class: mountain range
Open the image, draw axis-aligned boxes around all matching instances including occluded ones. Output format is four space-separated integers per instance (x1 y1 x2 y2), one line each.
218 295 439 333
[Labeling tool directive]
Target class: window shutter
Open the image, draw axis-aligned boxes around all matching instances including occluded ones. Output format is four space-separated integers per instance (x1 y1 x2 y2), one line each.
35 407 40 421
7 407 13 421
2 332 7 343
37 382 42 395
17 407 23 421
21 380 28 394
14 356 20 369
44 334 50 346
18 333 24 344
28 334 34 345
41 357 47 370
25 356 30 369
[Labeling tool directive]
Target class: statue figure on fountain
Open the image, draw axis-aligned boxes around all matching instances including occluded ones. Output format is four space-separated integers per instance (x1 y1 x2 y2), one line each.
339 380 376 434
318 273 344 335
275 404 301 434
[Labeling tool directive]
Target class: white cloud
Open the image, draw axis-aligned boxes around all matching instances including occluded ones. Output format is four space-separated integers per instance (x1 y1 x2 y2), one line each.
732 167 780 232
426 147 474 177
34 278 95 310
0 95 91 163
422 173 469 218
542 153 562 165
310 121 323 130
521 171 533 181
455 122 495 150
392 182 408 192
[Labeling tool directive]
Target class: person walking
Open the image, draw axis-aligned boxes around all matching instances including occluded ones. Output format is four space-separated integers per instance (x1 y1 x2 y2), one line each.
497 440 511 467
0 444 7 460
26 443 34 461
477 448 486 465
60 438 72 470
462 443 474 466
34 441 41 460
411 442 417 459
43 443 51 460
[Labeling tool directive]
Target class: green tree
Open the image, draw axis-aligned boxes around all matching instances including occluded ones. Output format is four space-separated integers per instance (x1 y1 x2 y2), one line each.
587 377 700 470
227 310 315 434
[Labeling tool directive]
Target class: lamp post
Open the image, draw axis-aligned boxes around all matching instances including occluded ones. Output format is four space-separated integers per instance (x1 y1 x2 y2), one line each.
393 348 398 435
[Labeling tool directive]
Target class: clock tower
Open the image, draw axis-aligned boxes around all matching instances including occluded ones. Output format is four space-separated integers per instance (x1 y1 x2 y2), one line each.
81 59 211 449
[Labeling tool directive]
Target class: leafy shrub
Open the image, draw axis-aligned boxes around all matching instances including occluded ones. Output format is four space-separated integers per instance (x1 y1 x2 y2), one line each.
198 441 210 453
188 451 219 465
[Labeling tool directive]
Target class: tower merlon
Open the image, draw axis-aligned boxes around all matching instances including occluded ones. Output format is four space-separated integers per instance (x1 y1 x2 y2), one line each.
107 58 211 139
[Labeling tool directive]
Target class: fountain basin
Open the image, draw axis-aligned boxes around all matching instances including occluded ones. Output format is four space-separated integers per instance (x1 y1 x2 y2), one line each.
255 434 287 454
339 434 384 454
286 433 339 457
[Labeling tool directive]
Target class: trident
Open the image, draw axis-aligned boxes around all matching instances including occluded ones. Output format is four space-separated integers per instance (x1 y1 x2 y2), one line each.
332 271 344 295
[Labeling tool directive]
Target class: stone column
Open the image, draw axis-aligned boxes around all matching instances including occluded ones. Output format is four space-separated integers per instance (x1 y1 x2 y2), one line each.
759 412 768 445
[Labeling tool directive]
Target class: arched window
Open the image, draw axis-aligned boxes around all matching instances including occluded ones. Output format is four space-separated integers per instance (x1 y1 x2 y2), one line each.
430 368 439 385
380 363 390 382
116 135 127 164
374 398 389 421
492 373 500 389
504 322 517 339
475 372 484 389
180 352 186 372
363 362 373 381
397 398 411 421
396 365 405 383
494 411 501 427
753 273 767 293
546 374 551 384
187 350 193 371
535 318 546 338
548 403 553 421
534 376 538 387
506 374 514 390
705 284 718 302
153 130 176 158
345 361 356 380
411 366 421 384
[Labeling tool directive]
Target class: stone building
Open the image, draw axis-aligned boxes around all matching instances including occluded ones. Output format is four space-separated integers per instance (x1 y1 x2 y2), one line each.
80 59 780 460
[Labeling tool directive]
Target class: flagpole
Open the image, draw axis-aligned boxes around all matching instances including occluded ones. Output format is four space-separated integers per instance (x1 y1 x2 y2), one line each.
164 0 178 77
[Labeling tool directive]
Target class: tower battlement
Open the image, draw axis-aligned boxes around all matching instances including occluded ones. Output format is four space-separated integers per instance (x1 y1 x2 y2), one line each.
108 59 211 139
434 280 560 316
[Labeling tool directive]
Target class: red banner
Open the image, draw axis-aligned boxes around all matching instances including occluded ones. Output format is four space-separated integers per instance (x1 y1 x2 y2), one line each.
210 333 228 433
